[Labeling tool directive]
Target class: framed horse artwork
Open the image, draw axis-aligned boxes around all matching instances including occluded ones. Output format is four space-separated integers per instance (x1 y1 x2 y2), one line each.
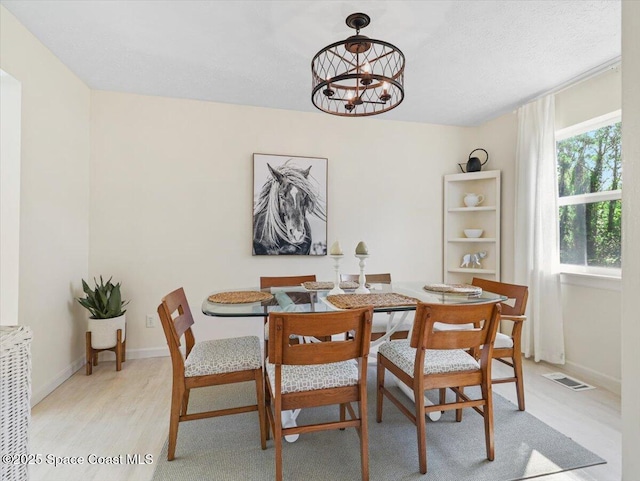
252 153 328 256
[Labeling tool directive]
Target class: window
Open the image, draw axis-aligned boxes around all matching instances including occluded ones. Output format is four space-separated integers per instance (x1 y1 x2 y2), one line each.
556 111 622 276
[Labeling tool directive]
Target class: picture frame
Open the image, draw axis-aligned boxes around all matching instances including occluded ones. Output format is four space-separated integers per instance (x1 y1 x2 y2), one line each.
252 153 327 256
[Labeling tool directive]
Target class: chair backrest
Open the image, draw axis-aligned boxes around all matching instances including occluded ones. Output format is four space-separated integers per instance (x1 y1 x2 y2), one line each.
340 273 392 284
158 287 196 370
410 302 501 353
471 278 528 316
268 307 373 365
260 275 316 289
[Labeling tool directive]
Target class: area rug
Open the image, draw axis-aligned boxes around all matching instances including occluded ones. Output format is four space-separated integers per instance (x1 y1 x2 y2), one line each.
152 369 605 481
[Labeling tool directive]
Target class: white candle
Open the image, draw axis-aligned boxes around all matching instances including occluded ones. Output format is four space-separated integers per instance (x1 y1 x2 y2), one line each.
355 241 369 255
330 241 343 255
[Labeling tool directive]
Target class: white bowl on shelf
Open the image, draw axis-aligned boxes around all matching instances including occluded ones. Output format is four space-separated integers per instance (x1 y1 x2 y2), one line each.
464 229 483 238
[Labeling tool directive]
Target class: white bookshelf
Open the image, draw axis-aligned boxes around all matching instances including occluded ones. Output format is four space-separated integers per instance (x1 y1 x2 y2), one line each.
443 170 501 283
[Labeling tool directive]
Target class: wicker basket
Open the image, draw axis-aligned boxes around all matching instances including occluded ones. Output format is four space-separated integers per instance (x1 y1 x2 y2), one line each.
1 326 33 481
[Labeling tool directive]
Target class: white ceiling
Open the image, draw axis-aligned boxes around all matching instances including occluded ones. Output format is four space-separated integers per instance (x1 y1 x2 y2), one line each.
1 0 621 126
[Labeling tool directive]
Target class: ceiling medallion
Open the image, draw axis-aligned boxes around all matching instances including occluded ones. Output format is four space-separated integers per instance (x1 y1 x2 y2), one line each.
311 12 405 117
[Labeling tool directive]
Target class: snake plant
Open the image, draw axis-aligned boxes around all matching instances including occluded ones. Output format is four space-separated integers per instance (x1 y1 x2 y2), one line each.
77 276 129 319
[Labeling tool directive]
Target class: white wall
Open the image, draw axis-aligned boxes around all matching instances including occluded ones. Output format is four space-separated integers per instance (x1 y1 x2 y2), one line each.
89 91 473 352
560 279 621 391
474 112 518 281
621 1 640 477
474 68 622 392
0 6 91 404
555 66 622 130
0 70 21 325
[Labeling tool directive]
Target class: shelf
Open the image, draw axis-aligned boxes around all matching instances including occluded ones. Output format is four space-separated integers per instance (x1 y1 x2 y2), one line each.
448 206 497 212
445 171 500 182
448 238 496 243
444 170 501 283
447 268 497 274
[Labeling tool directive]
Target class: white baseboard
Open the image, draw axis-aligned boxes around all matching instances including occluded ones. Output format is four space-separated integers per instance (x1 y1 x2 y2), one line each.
96 345 170 361
563 360 621 395
31 355 86 407
31 346 171 407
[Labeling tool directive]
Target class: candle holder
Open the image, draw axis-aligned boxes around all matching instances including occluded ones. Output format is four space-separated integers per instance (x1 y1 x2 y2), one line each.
328 255 345 295
355 254 370 294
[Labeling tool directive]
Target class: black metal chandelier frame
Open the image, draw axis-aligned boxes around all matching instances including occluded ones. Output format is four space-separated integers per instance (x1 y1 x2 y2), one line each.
311 13 405 117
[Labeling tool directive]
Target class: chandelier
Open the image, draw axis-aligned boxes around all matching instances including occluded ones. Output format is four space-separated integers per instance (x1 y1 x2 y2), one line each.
311 13 405 117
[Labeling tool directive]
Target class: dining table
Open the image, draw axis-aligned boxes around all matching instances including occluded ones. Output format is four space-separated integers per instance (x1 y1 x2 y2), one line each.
202 280 507 435
202 280 506 317
202 281 506 348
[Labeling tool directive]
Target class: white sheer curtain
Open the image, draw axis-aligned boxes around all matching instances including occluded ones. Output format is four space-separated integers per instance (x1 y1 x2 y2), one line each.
514 95 565 364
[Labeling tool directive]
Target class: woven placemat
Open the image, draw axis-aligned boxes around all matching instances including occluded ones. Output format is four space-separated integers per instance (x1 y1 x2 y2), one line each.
326 293 418 309
303 281 360 291
207 291 273 304
423 283 482 295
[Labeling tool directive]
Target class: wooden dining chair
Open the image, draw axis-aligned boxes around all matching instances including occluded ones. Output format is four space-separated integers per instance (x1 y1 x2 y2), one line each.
377 301 501 474
260 275 317 289
339 272 392 286
471 277 529 411
266 307 373 481
340 273 412 341
260 275 317 354
157 287 267 460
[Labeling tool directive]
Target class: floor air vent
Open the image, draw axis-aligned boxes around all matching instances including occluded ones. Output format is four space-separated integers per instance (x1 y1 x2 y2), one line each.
542 372 595 391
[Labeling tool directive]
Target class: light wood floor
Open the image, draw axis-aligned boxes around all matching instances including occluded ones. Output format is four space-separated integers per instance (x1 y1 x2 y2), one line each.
28 356 621 481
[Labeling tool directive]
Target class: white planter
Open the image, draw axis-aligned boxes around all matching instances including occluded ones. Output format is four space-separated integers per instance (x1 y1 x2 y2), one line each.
87 314 126 349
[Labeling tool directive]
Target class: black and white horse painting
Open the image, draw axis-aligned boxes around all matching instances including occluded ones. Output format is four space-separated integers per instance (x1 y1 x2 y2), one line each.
253 155 327 255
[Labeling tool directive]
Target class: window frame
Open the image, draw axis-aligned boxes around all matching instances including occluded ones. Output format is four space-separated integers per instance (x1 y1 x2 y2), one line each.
555 109 622 279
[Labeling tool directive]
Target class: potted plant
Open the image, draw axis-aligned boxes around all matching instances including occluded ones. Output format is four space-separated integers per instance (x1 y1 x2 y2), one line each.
77 276 129 373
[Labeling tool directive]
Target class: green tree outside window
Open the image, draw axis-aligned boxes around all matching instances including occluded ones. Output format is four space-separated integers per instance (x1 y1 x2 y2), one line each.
557 122 622 268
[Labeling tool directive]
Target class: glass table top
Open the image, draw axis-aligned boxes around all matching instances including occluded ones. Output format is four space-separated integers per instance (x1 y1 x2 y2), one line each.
202 281 507 318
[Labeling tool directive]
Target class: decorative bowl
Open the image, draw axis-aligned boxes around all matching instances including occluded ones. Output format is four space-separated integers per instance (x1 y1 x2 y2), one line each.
464 229 483 238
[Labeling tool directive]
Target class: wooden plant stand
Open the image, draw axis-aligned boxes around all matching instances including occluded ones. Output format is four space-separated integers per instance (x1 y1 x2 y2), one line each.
85 329 126 375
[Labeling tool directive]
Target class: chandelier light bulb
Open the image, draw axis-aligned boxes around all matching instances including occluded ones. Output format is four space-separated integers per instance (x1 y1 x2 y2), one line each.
380 81 391 102
360 62 373 86
323 77 335 97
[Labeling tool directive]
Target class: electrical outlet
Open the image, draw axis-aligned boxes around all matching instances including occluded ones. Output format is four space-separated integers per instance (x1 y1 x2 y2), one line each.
145 315 155 328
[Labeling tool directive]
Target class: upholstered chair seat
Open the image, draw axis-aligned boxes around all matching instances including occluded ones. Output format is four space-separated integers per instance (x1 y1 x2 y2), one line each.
184 336 262 377
266 360 358 394
494 332 514 349
378 340 480 377
370 312 413 334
